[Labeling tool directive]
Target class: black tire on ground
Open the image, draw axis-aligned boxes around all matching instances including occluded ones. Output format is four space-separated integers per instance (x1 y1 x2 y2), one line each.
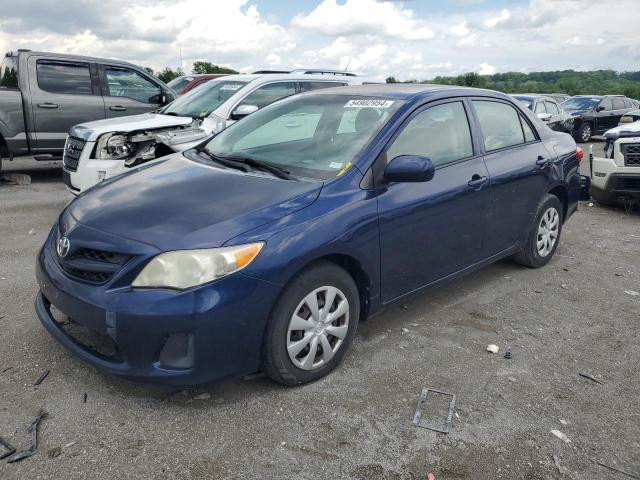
575 122 592 143
512 194 563 268
263 261 360 386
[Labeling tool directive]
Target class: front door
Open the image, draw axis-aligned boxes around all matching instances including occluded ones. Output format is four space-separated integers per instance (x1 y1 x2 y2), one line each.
377 100 490 303
101 65 163 118
28 57 105 153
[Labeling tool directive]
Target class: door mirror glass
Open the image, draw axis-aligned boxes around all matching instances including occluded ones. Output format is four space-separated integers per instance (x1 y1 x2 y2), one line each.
384 155 435 183
231 104 259 120
596 105 605 112
537 112 552 121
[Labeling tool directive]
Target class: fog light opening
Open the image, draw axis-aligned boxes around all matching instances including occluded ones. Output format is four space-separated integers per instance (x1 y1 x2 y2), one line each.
158 333 195 370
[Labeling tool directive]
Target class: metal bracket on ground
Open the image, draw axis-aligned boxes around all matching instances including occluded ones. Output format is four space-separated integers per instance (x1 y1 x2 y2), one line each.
412 388 456 433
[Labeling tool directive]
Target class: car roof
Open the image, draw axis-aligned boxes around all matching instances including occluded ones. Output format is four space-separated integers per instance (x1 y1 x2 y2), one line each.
512 94 557 102
19 50 140 69
304 83 510 101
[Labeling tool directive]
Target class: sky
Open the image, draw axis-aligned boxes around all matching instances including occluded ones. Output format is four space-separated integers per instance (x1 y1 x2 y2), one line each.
1 0 639 81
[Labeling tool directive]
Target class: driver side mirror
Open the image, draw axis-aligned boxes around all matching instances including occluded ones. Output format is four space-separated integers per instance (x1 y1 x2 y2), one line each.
230 104 259 121
596 105 605 112
384 155 435 183
537 112 552 122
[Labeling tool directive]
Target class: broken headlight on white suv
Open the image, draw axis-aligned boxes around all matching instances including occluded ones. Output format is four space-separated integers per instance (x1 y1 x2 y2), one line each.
96 133 135 160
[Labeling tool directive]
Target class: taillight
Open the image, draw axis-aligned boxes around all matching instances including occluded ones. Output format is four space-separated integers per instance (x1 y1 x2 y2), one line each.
576 146 584 162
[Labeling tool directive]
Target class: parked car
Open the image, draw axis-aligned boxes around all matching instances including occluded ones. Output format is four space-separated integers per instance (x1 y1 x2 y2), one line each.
0 50 174 165
36 84 582 386
166 74 227 96
590 121 640 205
560 95 636 142
511 94 574 134
619 109 640 125
62 73 366 194
546 93 571 104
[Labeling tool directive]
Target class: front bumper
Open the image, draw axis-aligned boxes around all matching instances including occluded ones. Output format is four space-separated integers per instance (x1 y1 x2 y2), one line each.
35 227 280 386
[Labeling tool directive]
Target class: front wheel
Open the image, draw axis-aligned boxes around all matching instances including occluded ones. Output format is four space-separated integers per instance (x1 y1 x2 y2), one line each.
575 122 592 143
512 194 563 268
263 261 360 386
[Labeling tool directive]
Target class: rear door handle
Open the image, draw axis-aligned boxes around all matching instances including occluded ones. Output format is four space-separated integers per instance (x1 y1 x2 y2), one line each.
536 155 549 168
109 105 127 111
37 102 58 109
468 174 488 189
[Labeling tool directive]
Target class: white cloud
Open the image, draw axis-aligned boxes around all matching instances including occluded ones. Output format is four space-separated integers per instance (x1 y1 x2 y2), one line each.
478 62 496 75
265 53 281 66
484 8 511 28
292 0 434 41
566 36 582 46
449 21 470 37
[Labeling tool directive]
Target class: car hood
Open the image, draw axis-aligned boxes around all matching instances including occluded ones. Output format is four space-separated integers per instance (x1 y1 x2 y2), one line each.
69 113 194 141
604 121 640 140
567 109 590 116
66 153 322 251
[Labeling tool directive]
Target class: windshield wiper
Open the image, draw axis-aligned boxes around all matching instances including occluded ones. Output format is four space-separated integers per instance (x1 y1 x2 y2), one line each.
193 147 249 173
163 112 182 116
216 155 294 180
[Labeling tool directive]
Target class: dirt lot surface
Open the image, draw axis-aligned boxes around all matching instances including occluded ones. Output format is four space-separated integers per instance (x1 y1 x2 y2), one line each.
1 142 639 479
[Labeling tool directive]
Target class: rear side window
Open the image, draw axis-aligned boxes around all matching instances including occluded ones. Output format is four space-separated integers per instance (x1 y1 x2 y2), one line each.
0 55 18 88
105 67 160 103
300 81 348 92
36 61 92 95
473 100 529 152
238 82 296 109
386 101 473 167
534 101 546 114
545 101 559 114
612 97 626 110
599 98 613 111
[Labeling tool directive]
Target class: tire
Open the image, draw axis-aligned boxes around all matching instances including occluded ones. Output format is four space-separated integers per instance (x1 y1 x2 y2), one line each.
512 194 563 268
575 122 592 143
263 261 360 386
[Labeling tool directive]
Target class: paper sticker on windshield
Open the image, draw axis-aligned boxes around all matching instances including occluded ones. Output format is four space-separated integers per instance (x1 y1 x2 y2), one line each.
345 99 394 109
220 84 243 91
329 162 343 169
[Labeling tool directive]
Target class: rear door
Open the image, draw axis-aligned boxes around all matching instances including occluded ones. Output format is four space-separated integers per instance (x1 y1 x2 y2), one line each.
470 99 552 256
594 97 616 133
544 100 564 131
28 57 105 153
377 99 491 302
100 65 163 118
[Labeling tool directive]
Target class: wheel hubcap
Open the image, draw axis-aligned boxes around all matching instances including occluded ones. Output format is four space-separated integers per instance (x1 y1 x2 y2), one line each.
536 207 559 257
582 125 591 141
286 286 349 371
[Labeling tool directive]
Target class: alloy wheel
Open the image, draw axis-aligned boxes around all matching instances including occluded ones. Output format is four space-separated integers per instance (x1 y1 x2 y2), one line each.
536 207 559 257
286 286 350 371
581 124 591 142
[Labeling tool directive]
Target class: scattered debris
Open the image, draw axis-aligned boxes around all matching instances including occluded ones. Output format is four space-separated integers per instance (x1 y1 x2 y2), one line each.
561 283 568 289
588 202 594 207
27 229 36 236
597 461 640 479
486 344 499 354
412 388 456 434
33 370 50 386
401 328 410 333
83 393 87 403
578 371 603 384
0 436 16 460
507 376 516 383
559 419 568 425
551 429 571 444
553 455 567 474
427 473 436 480
2 173 31 186
193 393 211 400
562 267 569 272
401 305 408 310
504 347 512 359
280 441 287 447
2 366 12 374
242 372 266 381
64 442 75 448
6 415 43 463
624 290 639 296
47 446 62 458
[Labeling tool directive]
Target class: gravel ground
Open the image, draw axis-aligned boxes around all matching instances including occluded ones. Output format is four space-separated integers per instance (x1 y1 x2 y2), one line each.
1 141 639 480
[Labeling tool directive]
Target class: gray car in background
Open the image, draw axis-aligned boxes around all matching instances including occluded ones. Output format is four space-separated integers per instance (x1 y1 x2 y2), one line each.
0 49 174 165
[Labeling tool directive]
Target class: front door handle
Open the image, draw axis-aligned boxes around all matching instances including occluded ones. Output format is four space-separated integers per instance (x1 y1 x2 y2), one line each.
536 155 549 168
109 105 127 111
37 102 58 109
468 174 488 189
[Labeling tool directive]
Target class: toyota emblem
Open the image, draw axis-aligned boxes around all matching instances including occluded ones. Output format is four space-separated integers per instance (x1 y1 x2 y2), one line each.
57 236 71 258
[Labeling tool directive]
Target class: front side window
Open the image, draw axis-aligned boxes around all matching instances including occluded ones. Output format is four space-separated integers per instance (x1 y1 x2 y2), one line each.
561 97 600 111
36 61 92 95
386 102 473 166
105 68 160 103
598 98 613 111
238 82 296 109
300 81 347 93
161 79 248 118
612 97 626 110
203 95 403 179
545 101 559 115
473 100 527 152
166 76 193 92
534 101 546 114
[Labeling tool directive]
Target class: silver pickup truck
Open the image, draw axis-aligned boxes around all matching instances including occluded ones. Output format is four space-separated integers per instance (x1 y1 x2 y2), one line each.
0 49 174 167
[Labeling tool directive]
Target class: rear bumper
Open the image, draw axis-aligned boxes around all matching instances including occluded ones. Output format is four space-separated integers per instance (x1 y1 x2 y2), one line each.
35 230 281 386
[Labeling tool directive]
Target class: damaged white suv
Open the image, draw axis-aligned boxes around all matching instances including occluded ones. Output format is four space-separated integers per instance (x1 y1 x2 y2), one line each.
62 73 367 194
590 121 640 206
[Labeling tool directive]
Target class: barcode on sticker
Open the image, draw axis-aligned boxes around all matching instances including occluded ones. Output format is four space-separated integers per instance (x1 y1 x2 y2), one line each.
345 99 394 108
220 84 243 91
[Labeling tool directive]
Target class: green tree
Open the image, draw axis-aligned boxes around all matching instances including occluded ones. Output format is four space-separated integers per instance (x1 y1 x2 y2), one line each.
143 67 155 76
192 61 238 75
385 76 397 83
157 67 183 83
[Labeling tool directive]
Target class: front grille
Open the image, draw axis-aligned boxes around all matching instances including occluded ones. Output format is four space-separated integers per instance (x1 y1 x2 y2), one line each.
58 245 132 284
622 144 640 166
622 177 640 190
62 136 86 172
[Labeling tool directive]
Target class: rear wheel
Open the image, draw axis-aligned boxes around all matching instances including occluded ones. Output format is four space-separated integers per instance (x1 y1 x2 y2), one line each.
575 122 592 143
513 194 563 268
263 261 360 386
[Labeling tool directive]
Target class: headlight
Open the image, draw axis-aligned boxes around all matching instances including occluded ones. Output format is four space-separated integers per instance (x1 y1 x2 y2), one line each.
132 242 264 289
96 133 134 160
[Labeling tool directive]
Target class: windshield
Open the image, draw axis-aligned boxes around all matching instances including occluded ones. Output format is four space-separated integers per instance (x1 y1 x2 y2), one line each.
0 55 18 88
512 96 533 109
160 79 248 118
166 76 193 92
202 94 403 180
561 97 600 111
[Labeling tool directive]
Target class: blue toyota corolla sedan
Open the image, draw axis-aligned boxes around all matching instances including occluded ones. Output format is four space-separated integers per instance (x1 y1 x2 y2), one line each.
36 85 582 386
